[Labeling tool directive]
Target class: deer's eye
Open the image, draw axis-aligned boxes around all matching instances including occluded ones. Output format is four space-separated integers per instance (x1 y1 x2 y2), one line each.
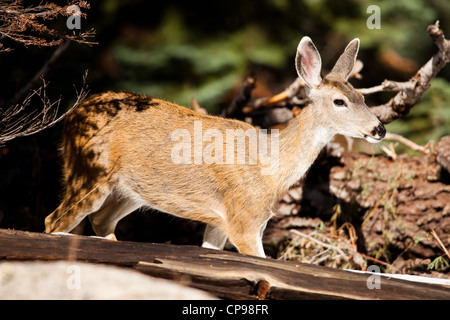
333 99 346 107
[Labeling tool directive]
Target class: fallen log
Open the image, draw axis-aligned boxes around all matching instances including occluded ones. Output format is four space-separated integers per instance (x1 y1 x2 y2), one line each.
0 228 448 299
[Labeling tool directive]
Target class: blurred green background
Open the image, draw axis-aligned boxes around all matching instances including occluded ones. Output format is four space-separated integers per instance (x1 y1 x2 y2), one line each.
0 0 449 234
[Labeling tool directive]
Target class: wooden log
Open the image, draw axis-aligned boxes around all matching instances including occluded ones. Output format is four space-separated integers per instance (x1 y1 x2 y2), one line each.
0 228 448 299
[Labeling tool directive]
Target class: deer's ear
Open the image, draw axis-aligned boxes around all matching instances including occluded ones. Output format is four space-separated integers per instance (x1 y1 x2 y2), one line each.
295 36 322 89
329 38 360 80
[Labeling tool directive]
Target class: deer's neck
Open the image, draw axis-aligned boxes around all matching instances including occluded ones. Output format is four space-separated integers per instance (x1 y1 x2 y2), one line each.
274 106 334 194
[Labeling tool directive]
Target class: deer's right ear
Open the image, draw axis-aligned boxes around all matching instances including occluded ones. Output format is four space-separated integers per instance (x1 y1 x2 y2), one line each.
295 36 322 89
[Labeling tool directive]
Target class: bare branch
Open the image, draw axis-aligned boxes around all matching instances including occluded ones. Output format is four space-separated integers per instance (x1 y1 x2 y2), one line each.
221 75 256 117
369 21 450 124
0 71 89 145
384 132 430 154
290 229 349 262
381 143 398 160
358 79 414 95
0 0 95 52
431 230 450 260
191 97 207 114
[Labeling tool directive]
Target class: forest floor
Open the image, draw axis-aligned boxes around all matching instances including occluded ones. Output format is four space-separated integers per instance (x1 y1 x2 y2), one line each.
265 150 450 279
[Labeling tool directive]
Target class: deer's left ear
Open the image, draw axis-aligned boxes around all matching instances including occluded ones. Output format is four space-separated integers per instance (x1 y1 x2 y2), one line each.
329 38 360 80
295 36 322 89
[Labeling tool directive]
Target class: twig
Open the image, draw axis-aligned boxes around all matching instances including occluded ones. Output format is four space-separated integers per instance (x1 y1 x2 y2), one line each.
336 222 358 250
191 97 207 114
0 0 95 52
362 189 390 228
358 80 413 95
290 229 349 262
248 77 307 113
349 60 364 79
431 230 450 260
384 132 430 155
358 252 403 274
381 143 398 160
221 75 256 117
0 71 89 145
308 251 331 265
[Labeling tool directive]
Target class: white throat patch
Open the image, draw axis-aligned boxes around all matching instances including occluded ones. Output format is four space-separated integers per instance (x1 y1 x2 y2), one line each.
312 127 335 147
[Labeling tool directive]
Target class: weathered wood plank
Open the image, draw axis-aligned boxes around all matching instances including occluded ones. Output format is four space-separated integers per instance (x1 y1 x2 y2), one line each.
0 228 448 299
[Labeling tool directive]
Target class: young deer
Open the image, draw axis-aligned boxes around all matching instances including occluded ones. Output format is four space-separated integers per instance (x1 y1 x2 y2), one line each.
45 37 385 257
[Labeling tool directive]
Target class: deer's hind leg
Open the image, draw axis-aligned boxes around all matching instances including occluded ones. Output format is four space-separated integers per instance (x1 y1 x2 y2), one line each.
45 182 112 235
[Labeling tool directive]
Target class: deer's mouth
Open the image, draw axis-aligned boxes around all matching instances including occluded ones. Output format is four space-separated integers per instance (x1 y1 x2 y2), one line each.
364 135 383 144
362 123 386 143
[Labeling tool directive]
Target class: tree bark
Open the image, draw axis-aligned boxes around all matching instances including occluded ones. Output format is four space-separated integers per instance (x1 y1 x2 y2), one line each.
0 228 449 300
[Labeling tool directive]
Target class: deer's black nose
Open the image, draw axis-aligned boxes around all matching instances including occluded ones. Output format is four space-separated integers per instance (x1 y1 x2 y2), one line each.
371 123 386 139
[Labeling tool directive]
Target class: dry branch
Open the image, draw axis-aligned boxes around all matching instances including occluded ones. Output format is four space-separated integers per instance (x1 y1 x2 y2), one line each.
221 75 256 118
383 132 431 155
0 71 89 145
431 230 450 260
0 1 95 144
358 79 414 95
0 0 95 52
289 229 350 263
366 21 450 124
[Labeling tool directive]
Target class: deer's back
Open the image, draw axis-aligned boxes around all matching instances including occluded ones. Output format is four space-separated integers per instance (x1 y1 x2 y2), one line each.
61 92 276 220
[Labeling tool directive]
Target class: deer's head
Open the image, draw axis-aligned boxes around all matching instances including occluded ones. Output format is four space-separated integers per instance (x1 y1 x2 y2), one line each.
296 37 386 144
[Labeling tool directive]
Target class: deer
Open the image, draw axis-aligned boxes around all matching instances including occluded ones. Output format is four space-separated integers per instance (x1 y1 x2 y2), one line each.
45 36 386 257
